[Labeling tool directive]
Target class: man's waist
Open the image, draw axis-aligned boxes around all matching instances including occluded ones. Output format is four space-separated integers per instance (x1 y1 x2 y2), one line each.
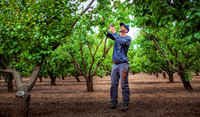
114 61 128 64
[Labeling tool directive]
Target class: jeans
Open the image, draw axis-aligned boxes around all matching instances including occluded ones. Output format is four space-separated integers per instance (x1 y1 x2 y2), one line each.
110 63 130 106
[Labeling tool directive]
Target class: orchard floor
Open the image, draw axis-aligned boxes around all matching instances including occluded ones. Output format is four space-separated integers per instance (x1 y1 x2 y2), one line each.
0 73 200 117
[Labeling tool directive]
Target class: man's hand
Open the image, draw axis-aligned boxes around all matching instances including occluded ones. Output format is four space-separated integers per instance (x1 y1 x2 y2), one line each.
108 25 116 33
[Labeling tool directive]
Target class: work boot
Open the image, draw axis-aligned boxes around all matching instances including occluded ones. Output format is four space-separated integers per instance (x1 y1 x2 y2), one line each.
120 104 128 111
108 104 117 109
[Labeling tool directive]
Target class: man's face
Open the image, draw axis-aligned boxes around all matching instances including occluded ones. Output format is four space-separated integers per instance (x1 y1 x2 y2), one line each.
119 25 127 33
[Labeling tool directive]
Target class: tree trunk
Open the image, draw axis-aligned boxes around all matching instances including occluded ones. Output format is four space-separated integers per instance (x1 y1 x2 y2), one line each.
38 76 42 82
62 75 65 80
162 71 167 79
167 71 174 83
178 72 193 90
7 74 14 92
50 76 56 85
12 91 30 117
155 72 159 77
3 73 14 92
74 75 80 82
195 70 199 76
86 78 94 92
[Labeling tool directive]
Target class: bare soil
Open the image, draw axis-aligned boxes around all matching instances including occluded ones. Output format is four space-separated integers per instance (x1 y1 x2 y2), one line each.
0 73 200 117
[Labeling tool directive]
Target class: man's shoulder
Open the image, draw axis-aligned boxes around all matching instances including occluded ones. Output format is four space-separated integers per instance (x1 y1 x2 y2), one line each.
126 35 132 40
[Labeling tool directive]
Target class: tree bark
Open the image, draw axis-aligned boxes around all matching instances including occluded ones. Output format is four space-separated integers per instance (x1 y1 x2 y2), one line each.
12 91 30 117
195 70 199 76
153 72 155 75
74 75 80 82
3 73 14 92
38 76 42 82
162 71 167 79
86 78 94 92
178 72 193 90
50 76 56 85
7 74 14 92
62 75 65 80
155 72 159 77
166 71 174 83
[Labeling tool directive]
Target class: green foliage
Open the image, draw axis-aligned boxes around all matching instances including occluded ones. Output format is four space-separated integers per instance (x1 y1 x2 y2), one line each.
0 0 90 77
128 0 200 81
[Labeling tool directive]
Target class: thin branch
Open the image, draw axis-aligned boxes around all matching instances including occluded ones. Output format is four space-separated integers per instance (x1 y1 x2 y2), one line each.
70 54 86 77
94 38 104 56
0 55 10 69
145 32 179 71
92 44 112 76
80 46 87 74
104 37 108 53
88 38 104 76
186 55 193 61
188 57 197 67
0 69 13 73
88 43 93 57
71 0 95 28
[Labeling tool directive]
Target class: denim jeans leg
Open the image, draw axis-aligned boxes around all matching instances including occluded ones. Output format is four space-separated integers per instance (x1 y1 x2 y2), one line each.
119 63 130 106
110 64 120 105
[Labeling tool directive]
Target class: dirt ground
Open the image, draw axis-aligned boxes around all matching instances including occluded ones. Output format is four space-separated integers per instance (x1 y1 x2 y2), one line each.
0 73 200 117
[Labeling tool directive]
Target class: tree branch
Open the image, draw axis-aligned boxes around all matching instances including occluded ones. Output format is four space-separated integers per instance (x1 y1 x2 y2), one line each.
88 38 104 76
24 58 44 92
0 69 13 74
88 43 93 57
24 65 41 92
92 44 112 76
80 46 87 74
70 54 86 77
0 55 10 69
71 0 95 28
188 57 197 67
145 32 179 71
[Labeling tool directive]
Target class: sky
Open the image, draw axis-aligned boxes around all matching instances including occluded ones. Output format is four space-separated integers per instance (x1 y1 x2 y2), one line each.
80 0 140 40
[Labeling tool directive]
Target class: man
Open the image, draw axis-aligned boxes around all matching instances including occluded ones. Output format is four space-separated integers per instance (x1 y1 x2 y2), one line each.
105 22 131 111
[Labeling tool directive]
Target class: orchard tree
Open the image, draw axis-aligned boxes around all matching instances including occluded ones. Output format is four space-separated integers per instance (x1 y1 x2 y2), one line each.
64 0 132 92
131 0 200 90
0 0 95 116
65 33 113 92
134 32 176 82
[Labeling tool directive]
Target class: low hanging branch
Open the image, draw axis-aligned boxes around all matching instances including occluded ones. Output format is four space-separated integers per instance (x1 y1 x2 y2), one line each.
145 32 179 71
0 54 45 92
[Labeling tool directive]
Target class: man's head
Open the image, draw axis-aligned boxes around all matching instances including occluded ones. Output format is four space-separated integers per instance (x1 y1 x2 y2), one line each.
119 22 129 34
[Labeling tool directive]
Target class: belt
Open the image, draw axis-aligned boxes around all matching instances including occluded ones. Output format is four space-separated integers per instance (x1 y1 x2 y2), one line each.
114 61 128 64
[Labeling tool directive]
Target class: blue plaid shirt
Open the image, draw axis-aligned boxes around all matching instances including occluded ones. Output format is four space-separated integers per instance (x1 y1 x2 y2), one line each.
106 31 132 63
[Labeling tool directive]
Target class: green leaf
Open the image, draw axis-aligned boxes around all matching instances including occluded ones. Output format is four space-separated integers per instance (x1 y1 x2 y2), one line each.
186 22 191 27
195 12 200 17
185 34 192 41
13 41 18 45
194 32 200 39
